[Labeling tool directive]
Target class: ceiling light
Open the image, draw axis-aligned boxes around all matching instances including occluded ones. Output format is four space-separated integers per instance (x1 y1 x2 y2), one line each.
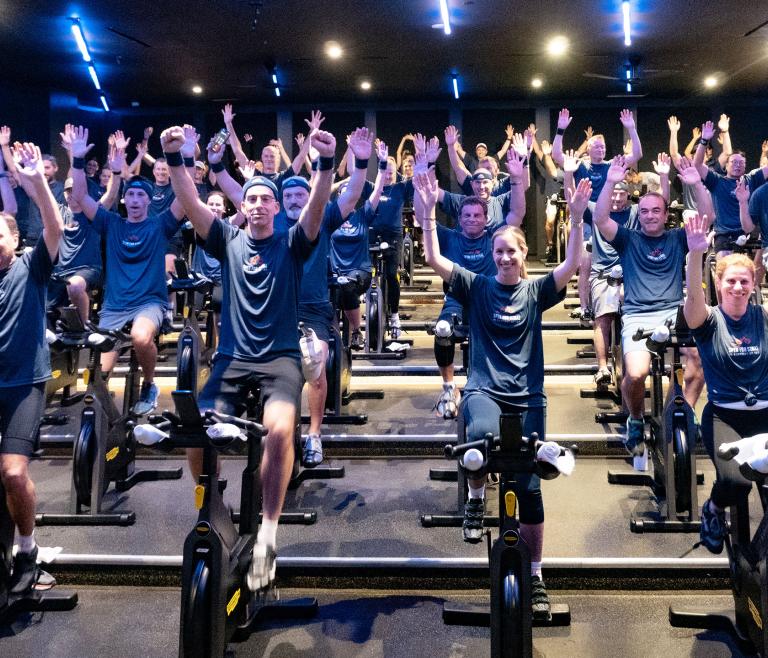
439 0 452 35
192 85 203 94
622 1 631 46
531 78 543 88
326 41 343 59
360 81 372 91
100 95 110 112
452 75 460 99
547 36 569 57
704 76 718 88
70 19 91 62
626 82 632 93
88 65 101 91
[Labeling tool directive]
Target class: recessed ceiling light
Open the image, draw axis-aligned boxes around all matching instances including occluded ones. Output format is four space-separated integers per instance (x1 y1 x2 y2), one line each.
531 78 543 88
360 81 372 91
192 85 203 94
704 76 718 88
325 41 343 59
547 36 568 57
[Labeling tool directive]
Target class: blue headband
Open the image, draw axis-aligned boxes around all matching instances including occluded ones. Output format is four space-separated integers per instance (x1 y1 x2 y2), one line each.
242 175 279 199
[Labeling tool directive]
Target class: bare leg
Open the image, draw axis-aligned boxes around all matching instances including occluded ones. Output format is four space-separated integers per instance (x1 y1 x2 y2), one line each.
622 351 652 419
1 454 35 536
681 346 705 409
593 314 614 370
66 275 90 324
259 400 298 524
306 340 329 436
131 316 159 383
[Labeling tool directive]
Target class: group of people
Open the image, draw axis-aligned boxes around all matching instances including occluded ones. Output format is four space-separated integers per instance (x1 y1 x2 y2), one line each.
1 103 768 622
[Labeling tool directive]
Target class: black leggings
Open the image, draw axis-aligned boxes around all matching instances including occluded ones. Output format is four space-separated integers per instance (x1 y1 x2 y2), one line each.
381 239 401 315
461 393 546 525
0 383 45 457
700 402 768 509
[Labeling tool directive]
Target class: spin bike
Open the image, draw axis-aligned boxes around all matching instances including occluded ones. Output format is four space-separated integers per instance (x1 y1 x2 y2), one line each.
440 414 572 657
400 206 430 291
37 313 182 526
671 431 768 656
704 234 764 307
607 306 702 533
135 391 317 658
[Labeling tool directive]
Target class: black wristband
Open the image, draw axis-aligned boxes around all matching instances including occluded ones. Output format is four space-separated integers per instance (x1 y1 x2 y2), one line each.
183 156 194 168
699 137 710 147
111 170 121 175
378 160 388 171
210 161 225 173
556 128 565 136
72 156 85 170
318 156 335 171
522 157 529 167
311 159 318 171
164 151 184 167
428 161 436 169
354 157 369 170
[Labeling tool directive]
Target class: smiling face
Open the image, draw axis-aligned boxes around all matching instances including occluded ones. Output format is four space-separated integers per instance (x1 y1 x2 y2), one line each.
587 136 606 162
726 153 746 178
401 155 414 179
240 184 280 235
637 193 666 237
152 160 170 185
493 231 527 282
716 260 755 315
86 158 99 177
206 192 226 219
261 146 279 174
459 202 486 239
611 185 630 212
470 173 493 200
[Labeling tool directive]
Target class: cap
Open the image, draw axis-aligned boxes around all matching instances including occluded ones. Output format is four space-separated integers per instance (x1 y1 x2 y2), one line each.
471 168 494 181
194 160 206 170
64 177 74 190
476 142 488 150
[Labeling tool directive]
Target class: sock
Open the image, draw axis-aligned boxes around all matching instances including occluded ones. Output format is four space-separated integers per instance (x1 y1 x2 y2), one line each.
531 561 543 578
390 313 400 322
443 382 455 392
468 484 485 500
257 518 278 548
18 532 36 554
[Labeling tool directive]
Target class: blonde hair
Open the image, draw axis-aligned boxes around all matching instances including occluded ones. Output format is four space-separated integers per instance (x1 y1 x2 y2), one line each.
491 225 528 278
715 253 755 281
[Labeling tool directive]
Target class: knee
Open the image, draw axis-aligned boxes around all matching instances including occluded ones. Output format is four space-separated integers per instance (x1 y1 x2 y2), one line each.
67 278 87 298
131 327 156 350
0 462 30 494
266 421 295 447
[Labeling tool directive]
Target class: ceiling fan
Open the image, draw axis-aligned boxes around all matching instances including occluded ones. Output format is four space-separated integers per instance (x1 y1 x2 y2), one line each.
583 57 682 97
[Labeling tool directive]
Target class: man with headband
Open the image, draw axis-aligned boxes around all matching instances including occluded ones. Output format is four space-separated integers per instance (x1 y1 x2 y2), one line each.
70 125 186 416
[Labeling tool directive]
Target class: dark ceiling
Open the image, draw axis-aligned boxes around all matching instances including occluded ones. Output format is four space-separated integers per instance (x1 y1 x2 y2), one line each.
2 1 768 111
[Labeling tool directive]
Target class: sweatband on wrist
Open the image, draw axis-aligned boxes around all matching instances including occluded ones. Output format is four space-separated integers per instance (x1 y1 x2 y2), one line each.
318 156 335 171
210 161 225 173
72 157 85 170
164 151 184 167
378 160 388 171
111 170 121 175
699 138 710 147
311 160 318 171
354 157 369 170
556 128 565 136
183 157 194 168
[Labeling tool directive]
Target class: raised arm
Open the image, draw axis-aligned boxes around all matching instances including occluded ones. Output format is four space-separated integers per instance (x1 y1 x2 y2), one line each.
69 125 100 220
15 142 63 261
560 148 580 197
0 147 16 216
337 127 373 218
683 213 711 329
504 150 527 227
291 110 324 176
161 126 215 239
553 178 590 290
99 140 126 209
620 109 643 168
413 170 453 282
551 108 573 168
677 156 715 227
396 134 413 169
652 152 671 204
206 136 243 207
667 116 682 168
684 126 700 159
0 126 17 179
693 121 715 179
369 140 389 210
496 124 515 160
593 156 628 242
222 103 248 169
271 138 291 168
735 177 753 234
717 114 732 170
444 125 470 185
298 130 336 241
574 126 592 158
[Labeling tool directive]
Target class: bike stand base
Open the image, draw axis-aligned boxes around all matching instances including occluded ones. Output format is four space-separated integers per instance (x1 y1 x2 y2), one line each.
608 469 705 486
566 337 593 345
576 349 596 359
581 388 621 404
631 518 702 533
230 511 317 525
429 467 458 481
36 511 136 526
232 596 318 643
114 467 183 493
669 607 754 654
288 465 346 489
352 351 407 361
421 514 500 528
0 589 79 624
596 411 629 424
347 390 385 401
443 602 571 627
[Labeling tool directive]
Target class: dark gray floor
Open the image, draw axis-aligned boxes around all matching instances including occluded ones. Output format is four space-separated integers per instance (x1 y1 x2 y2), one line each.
0 586 752 657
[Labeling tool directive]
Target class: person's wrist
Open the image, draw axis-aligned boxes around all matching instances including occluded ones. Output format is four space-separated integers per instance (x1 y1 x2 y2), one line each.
72 156 85 170
354 157 369 170
378 160 387 171
699 137 711 146
210 161 225 173
163 150 184 167
318 156 335 171
556 127 565 136
183 156 195 168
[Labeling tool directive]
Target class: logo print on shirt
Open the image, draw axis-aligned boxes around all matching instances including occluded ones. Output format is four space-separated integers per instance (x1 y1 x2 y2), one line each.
64 221 79 232
243 253 267 274
646 247 667 263
122 234 142 248
464 248 483 262
339 221 356 235
729 335 759 356
493 305 522 323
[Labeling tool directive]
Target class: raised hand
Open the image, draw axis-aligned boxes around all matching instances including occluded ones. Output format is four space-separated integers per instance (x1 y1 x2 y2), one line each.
113 129 130 151
692 126 701 140
562 149 580 173
413 170 439 215
70 125 94 159
523 128 534 152
676 156 700 185
0 125 11 147
619 109 635 129
244 133 253 143
425 136 441 163
652 152 671 175
444 125 459 146
506 149 525 179
511 132 527 157
541 140 552 156
295 133 305 148
311 129 336 158
377 139 389 162
107 141 126 173
206 135 224 164
623 139 633 156
566 178 592 218
59 124 75 152
413 133 427 155
159 126 186 154
606 155 628 184
305 110 325 133
667 116 680 133
505 124 515 140
13 142 44 179
684 213 710 254
222 103 236 125
718 114 730 133
241 160 258 179
735 176 750 204
584 126 594 141
143 126 154 142
557 108 572 131
181 124 200 158
701 121 715 141
348 127 373 160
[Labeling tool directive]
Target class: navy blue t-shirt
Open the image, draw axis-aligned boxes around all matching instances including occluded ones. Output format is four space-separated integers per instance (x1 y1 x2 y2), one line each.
608 226 688 313
92 207 180 312
705 169 767 236
261 168 301 196
448 268 565 406
441 191 511 229
369 180 413 241
749 183 768 249
0 240 54 386
692 305 768 405
55 210 103 274
591 205 638 274
330 201 375 274
149 182 175 216
203 218 314 362
574 161 610 201
459 174 511 198
17 180 65 244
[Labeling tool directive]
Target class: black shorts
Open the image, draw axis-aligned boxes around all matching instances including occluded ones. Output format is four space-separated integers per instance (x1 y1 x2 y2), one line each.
298 302 336 343
0 383 46 457
198 355 304 417
47 266 103 311
338 270 372 311
714 232 741 253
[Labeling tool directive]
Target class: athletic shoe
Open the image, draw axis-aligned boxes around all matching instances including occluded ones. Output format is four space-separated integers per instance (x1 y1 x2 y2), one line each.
434 385 461 419
350 329 365 351
462 497 485 544
132 382 159 416
544 245 556 263
35 569 57 591
9 545 40 595
699 499 726 554
247 542 277 592
302 434 324 468
389 315 402 340
531 575 551 621
594 367 612 387
624 417 646 456
580 308 595 328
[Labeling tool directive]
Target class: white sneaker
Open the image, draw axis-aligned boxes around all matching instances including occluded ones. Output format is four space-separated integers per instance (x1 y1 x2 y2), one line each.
247 542 276 592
